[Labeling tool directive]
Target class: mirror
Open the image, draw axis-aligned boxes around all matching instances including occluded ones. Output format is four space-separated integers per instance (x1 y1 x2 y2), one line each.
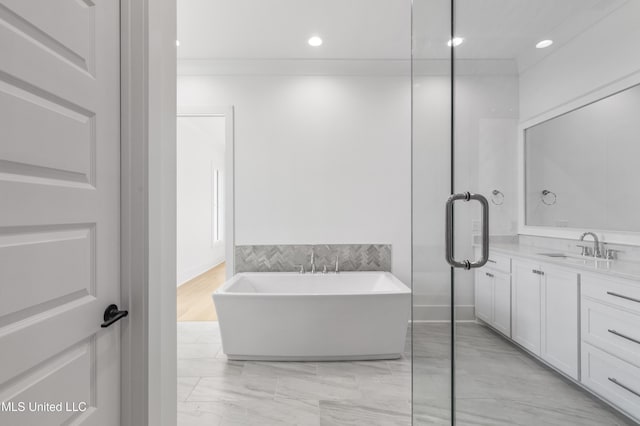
524 83 640 232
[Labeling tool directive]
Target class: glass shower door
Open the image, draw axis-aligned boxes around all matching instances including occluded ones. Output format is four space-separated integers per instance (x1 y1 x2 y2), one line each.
411 0 454 423
413 0 640 424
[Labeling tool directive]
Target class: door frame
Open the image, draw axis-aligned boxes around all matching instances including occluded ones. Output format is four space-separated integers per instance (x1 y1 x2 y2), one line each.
120 0 177 425
177 107 236 280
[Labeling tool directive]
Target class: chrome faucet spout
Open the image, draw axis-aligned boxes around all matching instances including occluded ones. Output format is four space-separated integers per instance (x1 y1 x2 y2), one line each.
310 249 316 274
579 232 602 258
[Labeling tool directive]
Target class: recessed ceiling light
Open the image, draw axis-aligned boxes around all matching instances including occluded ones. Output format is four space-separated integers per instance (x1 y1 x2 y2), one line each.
536 39 553 49
176 40 180 47
447 37 464 47
308 36 323 47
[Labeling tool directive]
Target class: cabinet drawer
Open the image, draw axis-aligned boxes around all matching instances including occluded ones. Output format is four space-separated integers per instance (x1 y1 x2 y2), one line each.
582 343 640 422
484 252 511 274
582 299 640 368
582 274 640 315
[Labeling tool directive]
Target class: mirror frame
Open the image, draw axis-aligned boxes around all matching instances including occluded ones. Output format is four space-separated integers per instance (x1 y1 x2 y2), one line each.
518 71 640 246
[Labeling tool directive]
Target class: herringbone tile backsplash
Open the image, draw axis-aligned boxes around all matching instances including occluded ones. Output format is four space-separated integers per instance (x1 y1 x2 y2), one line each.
235 244 391 273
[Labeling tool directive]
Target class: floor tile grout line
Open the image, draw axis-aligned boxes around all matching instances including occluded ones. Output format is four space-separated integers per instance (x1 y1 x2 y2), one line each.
183 376 202 402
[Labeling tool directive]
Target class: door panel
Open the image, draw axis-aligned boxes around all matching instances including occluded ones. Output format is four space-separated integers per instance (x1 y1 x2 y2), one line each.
512 260 541 355
0 0 120 424
412 0 640 424
411 0 453 423
541 265 579 379
493 272 511 337
475 270 493 323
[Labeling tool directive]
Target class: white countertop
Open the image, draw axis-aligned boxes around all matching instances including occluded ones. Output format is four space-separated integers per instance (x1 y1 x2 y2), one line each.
486 243 640 282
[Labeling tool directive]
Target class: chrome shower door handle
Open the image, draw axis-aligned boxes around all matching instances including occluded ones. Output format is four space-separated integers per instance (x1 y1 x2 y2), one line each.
445 192 489 270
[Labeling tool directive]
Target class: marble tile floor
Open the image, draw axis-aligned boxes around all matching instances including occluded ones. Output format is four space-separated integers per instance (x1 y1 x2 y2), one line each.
413 323 637 426
177 321 637 426
177 321 411 426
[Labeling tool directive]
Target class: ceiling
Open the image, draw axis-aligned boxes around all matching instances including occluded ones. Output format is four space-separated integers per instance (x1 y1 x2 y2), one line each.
177 0 410 60
177 0 627 67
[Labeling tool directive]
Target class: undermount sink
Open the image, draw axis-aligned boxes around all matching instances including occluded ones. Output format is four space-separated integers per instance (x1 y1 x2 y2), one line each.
536 252 612 264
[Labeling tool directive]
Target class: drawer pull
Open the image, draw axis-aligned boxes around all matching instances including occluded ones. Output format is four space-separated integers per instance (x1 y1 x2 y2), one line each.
606 291 640 304
608 329 640 345
486 272 494 278
608 377 640 398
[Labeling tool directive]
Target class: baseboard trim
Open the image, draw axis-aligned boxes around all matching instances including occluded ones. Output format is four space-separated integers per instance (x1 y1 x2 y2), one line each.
177 259 225 287
226 353 403 361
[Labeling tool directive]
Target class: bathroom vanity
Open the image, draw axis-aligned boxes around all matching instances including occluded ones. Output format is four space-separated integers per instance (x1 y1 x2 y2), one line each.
475 245 640 422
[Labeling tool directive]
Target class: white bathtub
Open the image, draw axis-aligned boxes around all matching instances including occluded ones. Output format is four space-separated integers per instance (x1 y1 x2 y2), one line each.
212 271 411 361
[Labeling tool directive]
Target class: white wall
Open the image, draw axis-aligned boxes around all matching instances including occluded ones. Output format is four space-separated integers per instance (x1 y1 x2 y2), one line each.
176 65 518 320
177 73 412 284
519 1 640 122
177 116 226 285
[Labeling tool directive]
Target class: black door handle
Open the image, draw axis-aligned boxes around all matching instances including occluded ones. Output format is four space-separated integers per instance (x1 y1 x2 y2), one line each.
101 304 128 328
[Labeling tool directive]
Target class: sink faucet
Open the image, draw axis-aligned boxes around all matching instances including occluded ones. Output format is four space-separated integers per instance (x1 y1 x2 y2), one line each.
579 232 602 258
310 249 316 274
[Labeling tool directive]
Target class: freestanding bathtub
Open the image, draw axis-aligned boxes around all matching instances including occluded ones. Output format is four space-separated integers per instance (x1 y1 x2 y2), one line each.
212 271 411 361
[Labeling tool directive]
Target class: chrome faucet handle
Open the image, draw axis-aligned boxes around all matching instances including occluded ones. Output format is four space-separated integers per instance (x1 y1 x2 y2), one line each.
334 256 339 273
604 248 621 260
322 265 328 274
294 264 305 274
576 245 592 257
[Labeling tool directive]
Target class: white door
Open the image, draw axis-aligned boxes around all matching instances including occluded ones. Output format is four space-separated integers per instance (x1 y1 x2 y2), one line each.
512 259 542 355
0 1 121 425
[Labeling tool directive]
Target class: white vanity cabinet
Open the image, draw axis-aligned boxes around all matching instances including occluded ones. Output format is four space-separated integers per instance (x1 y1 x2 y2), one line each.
474 253 511 337
511 258 579 379
474 249 640 421
581 273 640 420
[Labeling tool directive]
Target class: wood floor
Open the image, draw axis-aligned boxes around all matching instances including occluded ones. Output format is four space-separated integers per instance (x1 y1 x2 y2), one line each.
177 263 226 321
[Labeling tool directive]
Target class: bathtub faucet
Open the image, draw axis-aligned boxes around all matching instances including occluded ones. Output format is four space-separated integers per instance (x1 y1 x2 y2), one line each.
310 249 316 274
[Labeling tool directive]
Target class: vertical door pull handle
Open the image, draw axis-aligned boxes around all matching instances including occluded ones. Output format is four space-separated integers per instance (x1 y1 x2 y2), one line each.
445 192 489 269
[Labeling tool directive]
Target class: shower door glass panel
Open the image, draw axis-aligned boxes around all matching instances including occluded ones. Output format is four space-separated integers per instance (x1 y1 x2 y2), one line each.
450 1 640 425
411 0 453 424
